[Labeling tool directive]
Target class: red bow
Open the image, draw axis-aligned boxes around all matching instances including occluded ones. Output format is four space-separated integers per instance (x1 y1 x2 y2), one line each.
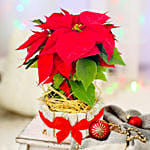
39 107 104 145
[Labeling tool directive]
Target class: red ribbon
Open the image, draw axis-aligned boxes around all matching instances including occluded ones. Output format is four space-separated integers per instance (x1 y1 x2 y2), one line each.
39 107 104 145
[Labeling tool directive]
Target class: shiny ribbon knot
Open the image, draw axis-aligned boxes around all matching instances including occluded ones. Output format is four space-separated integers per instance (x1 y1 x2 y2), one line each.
39 107 104 144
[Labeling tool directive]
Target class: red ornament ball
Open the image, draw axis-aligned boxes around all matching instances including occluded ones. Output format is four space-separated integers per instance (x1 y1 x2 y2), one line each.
89 120 110 140
128 116 142 128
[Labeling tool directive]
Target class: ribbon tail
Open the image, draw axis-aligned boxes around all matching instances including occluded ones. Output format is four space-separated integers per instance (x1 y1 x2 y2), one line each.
89 107 104 124
39 111 53 128
71 130 82 145
56 130 70 144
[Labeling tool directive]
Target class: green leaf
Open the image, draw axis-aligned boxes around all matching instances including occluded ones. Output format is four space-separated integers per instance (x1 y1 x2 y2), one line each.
53 74 64 89
27 46 31 49
105 24 113 26
39 45 45 50
97 43 108 55
96 74 107 82
97 66 107 72
96 66 107 80
72 73 77 80
59 90 65 95
24 59 33 65
32 19 43 25
30 61 38 68
87 55 100 65
96 72 107 81
24 56 38 69
69 80 95 107
76 58 97 90
100 47 125 66
96 66 107 81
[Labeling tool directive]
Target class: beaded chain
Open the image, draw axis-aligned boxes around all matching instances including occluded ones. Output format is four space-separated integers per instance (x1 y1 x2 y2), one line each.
109 122 147 150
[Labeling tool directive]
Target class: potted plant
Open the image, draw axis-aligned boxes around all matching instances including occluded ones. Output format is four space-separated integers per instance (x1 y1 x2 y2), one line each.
17 8 125 148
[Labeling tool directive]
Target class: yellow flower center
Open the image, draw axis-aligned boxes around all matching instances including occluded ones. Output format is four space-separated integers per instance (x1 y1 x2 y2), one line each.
72 24 82 32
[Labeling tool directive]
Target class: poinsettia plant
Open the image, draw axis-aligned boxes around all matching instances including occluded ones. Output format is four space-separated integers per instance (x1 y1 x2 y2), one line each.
17 9 125 108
